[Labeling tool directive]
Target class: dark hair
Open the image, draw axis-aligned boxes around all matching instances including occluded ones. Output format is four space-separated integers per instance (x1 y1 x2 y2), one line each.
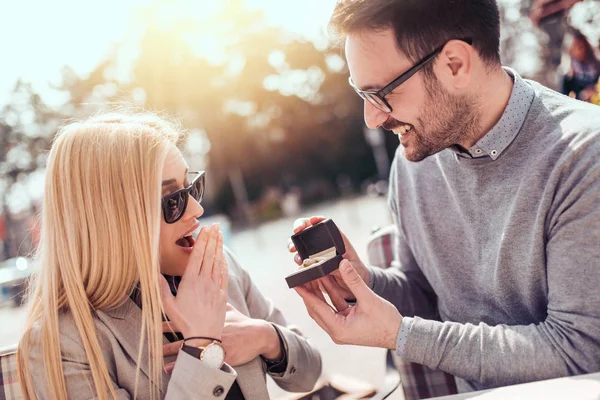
329 0 501 68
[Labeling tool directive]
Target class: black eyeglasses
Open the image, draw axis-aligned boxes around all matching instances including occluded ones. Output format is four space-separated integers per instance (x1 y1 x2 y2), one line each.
349 38 473 113
162 171 205 224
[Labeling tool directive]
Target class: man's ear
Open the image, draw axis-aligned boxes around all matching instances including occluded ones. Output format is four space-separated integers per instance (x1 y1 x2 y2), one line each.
435 39 473 90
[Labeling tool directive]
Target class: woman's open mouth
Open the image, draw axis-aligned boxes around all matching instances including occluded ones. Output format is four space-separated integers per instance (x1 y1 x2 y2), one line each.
175 224 200 252
176 235 195 248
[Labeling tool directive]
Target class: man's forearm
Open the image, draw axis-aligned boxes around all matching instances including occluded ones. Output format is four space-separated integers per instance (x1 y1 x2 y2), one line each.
400 316 597 389
369 266 439 320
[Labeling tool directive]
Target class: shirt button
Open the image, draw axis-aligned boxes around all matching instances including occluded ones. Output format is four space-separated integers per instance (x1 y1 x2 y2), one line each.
490 150 498 156
290 366 297 374
474 148 483 154
213 385 225 397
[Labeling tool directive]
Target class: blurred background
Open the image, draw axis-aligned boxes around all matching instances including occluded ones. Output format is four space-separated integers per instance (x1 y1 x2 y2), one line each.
1 0 600 398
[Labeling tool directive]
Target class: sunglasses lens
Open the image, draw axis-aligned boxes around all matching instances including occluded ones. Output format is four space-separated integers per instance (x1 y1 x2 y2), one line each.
164 192 186 223
162 173 205 224
190 174 204 203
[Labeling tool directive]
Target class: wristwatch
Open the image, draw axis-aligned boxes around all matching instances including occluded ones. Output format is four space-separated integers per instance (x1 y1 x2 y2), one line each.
181 341 226 369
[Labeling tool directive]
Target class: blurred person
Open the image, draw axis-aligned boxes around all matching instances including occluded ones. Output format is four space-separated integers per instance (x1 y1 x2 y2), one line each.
289 0 600 394
562 31 600 101
17 113 321 400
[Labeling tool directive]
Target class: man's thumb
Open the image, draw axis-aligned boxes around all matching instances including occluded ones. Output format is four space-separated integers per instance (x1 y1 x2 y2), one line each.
339 260 370 300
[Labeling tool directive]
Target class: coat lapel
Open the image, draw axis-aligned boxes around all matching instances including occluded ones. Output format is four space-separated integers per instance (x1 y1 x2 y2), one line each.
234 359 270 400
97 295 271 399
96 298 174 395
227 290 271 399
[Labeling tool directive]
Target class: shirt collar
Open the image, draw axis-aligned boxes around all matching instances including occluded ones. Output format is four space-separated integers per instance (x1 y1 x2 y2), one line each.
450 67 535 160
130 275 180 309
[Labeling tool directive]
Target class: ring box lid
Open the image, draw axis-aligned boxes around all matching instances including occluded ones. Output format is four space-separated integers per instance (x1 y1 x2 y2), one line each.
291 219 345 260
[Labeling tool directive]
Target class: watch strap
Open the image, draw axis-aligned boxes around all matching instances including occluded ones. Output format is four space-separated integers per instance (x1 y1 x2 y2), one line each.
181 343 203 359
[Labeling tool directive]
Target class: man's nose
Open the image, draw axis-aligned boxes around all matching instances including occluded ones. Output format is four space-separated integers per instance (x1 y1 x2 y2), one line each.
364 101 388 129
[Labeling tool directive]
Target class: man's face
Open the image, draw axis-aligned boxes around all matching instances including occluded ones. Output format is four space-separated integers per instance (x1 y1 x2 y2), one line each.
346 28 480 162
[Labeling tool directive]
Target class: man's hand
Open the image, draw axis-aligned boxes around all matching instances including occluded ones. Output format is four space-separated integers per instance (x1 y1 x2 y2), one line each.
221 304 282 366
295 259 402 350
288 216 371 300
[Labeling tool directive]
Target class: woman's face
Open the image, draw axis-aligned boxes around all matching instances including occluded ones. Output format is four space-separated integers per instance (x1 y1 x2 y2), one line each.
159 146 204 276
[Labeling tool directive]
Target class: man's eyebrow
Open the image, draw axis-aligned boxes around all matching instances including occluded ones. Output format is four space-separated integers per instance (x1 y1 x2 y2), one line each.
162 179 177 186
361 85 381 91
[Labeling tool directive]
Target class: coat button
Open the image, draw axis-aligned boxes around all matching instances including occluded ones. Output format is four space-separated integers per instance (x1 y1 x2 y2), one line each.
290 366 297 374
213 386 225 397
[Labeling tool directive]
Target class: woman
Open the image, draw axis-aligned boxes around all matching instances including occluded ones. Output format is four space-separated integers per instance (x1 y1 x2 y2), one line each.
17 113 321 399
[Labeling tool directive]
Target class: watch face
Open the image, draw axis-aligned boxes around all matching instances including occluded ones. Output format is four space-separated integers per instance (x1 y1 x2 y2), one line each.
201 343 225 369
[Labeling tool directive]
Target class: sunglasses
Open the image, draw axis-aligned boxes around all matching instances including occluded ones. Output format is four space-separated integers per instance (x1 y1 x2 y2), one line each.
161 171 205 224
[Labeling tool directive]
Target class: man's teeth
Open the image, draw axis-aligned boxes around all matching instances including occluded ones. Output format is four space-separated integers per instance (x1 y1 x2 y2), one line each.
396 125 413 135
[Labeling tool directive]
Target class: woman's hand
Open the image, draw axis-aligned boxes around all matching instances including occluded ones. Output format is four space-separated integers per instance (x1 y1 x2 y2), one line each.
221 304 282 367
160 224 229 343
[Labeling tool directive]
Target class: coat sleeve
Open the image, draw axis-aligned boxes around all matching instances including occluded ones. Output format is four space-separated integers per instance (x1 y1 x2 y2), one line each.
225 248 322 393
28 324 237 399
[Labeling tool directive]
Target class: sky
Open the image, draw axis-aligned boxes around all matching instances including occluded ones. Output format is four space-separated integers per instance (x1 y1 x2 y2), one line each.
0 0 338 108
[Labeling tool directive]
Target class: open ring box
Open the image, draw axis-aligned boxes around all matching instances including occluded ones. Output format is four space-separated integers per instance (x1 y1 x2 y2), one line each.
285 219 346 289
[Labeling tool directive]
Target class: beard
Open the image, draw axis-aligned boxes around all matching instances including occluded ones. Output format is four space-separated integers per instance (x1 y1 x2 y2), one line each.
385 75 482 162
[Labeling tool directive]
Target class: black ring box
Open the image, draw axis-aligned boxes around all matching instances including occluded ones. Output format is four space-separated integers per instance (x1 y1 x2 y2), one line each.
285 219 346 289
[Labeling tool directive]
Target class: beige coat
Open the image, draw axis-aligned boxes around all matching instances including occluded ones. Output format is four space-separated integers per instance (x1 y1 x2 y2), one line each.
29 249 321 399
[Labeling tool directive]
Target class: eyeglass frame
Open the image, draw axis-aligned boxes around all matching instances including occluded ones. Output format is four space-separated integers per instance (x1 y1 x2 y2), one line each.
161 171 205 224
348 38 473 113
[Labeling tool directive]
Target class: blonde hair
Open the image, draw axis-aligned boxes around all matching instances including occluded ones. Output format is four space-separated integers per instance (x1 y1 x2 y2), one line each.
17 112 182 400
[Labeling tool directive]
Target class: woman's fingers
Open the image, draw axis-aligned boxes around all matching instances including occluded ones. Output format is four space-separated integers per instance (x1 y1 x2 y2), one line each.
208 231 229 293
212 232 225 283
200 224 219 278
185 226 209 278
163 341 182 357
220 244 229 293
162 321 179 333
163 361 176 374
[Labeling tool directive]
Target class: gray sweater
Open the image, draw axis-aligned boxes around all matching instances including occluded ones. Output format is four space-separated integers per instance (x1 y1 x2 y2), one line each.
370 81 600 392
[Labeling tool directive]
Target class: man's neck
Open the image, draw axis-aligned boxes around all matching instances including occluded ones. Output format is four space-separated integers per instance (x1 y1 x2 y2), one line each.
460 67 514 149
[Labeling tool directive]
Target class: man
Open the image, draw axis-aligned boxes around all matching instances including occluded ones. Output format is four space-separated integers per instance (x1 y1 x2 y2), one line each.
289 0 600 393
